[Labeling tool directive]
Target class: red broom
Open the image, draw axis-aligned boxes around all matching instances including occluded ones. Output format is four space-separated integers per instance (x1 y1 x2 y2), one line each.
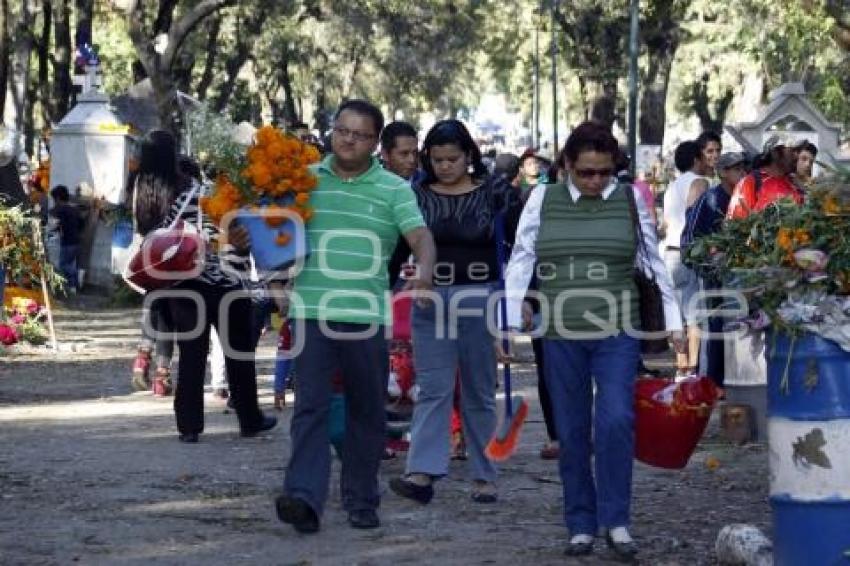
485 214 528 461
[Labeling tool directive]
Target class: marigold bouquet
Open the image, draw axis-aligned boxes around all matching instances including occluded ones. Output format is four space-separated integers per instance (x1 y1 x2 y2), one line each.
186 107 320 252
686 170 850 342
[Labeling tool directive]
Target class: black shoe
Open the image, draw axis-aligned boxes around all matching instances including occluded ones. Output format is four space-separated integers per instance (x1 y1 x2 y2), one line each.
275 495 319 534
241 415 277 437
347 509 380 529
605 532 638 562
389 477 434 504
564 540 594 556
178 432 199 443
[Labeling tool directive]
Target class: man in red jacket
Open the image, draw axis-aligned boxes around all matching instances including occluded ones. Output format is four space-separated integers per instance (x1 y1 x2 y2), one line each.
727 134 803 219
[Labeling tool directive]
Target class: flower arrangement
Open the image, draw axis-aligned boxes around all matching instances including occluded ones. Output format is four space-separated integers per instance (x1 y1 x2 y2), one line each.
187 106 320 255
686 169 850 343
1 297 48 346
0 200 64 290
28 159 50 194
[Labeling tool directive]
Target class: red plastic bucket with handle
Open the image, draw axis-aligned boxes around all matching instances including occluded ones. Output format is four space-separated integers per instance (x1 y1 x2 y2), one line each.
634 376 718 469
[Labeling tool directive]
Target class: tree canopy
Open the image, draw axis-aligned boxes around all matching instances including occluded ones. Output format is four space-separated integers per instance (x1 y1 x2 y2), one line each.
2 0 849 154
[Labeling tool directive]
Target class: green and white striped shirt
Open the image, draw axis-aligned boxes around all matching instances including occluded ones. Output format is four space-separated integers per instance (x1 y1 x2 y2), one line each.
290 155 425 325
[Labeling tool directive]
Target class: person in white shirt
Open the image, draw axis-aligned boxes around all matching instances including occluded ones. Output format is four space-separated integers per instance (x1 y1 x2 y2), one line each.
502 121 684 560
661 140 712 375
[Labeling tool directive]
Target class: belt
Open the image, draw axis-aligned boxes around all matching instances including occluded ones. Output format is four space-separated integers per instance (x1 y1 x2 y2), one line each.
666 246 681 251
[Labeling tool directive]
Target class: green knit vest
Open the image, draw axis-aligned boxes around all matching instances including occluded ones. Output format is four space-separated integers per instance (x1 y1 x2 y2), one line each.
535 184 639 337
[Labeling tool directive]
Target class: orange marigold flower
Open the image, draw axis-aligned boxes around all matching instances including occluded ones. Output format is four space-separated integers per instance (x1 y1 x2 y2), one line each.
794 229 811 245
302 145 321 163
295 192 311 205
300 206 315 223
275 231 292 246
823 196 841 215
776 228 793 251
263 204 288 227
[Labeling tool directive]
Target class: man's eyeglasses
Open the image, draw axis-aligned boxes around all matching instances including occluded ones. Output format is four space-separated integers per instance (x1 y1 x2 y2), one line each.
573 168 613 179
332 126 375 142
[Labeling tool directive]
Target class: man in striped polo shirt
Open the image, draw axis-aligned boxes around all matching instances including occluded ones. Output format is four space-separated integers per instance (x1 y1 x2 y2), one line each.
276 100 436 534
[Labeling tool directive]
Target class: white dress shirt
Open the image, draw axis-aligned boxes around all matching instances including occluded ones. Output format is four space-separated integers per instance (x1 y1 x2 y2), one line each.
504 179 683 333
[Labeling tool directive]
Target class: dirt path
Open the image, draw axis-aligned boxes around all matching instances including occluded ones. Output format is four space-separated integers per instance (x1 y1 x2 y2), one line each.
0 308 770 565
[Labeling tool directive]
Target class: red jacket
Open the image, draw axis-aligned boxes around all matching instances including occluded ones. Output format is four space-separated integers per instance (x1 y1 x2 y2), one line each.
727 169 803 219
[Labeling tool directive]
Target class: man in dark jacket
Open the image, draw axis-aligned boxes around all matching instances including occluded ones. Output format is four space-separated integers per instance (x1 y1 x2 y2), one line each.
681 152 747 387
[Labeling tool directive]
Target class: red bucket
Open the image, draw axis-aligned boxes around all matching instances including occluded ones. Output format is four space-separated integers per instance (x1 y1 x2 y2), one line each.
634 376 718 469
392 295 413 341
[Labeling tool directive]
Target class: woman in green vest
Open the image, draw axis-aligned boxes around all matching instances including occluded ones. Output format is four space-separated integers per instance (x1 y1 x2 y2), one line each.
503 121 685 560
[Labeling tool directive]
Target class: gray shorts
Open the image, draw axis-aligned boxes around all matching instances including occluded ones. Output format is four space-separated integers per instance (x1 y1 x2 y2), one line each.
664 249 700 325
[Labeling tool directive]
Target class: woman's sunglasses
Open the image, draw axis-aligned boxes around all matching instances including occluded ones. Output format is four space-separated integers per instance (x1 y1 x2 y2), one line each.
573 168 613 179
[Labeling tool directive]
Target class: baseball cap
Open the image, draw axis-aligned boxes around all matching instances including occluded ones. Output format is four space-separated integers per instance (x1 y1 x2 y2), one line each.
762 133 797 154
716 152 747 170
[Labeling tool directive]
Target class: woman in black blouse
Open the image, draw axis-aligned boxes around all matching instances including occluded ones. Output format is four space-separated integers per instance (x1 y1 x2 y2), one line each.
389 120 521 504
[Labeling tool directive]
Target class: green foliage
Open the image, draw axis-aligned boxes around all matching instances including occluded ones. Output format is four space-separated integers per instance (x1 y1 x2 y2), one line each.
93 3 137 96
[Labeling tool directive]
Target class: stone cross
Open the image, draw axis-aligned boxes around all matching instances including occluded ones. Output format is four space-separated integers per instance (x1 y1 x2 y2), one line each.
72 64 103 95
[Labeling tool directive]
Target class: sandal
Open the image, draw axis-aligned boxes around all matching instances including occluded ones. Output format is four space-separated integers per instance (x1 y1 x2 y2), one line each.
152 368 173 397
450 431 467 461
131 348 152 391
471 480 497 503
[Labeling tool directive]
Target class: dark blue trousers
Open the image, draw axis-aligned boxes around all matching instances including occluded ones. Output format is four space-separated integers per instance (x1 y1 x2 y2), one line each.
542 333 640 536
284 320 388 516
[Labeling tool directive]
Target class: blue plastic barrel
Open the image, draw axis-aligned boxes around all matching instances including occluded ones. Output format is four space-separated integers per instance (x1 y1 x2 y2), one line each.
111 220 134 248
236 198 309 272
767 331 850 566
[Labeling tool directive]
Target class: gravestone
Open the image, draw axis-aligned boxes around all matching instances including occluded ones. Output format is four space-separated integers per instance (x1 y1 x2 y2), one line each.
48 64 137 289
727 82 850 174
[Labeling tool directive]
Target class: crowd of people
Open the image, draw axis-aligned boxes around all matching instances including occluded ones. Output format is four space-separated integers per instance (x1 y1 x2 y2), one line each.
110 101 820 561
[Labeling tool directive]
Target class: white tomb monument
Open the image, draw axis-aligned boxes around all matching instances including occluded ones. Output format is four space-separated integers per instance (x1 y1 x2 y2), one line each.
50 65 135 205
49 64 138 288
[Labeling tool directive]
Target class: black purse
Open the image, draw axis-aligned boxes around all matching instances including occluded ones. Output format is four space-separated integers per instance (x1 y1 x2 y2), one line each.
624 185 670 354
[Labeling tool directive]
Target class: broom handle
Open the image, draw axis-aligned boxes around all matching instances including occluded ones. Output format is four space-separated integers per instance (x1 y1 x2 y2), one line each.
495 213 512 417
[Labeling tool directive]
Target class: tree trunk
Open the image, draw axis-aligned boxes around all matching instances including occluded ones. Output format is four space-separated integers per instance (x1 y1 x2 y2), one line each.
125 0 235 135
688 73 734 133
51 0 72 121
589 80 618 129
213 8 267 113
0 0 9 119
24 70 37 155
74 0 93 46
213 47 251 112
639 57 675 145
194 16 221 101
38 0 52 125
11 0 34 135
279 55 297 125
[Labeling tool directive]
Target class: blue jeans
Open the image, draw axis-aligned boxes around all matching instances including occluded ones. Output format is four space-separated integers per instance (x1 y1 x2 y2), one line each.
59 244 79 290
406 284 497 482
542 333 640 536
